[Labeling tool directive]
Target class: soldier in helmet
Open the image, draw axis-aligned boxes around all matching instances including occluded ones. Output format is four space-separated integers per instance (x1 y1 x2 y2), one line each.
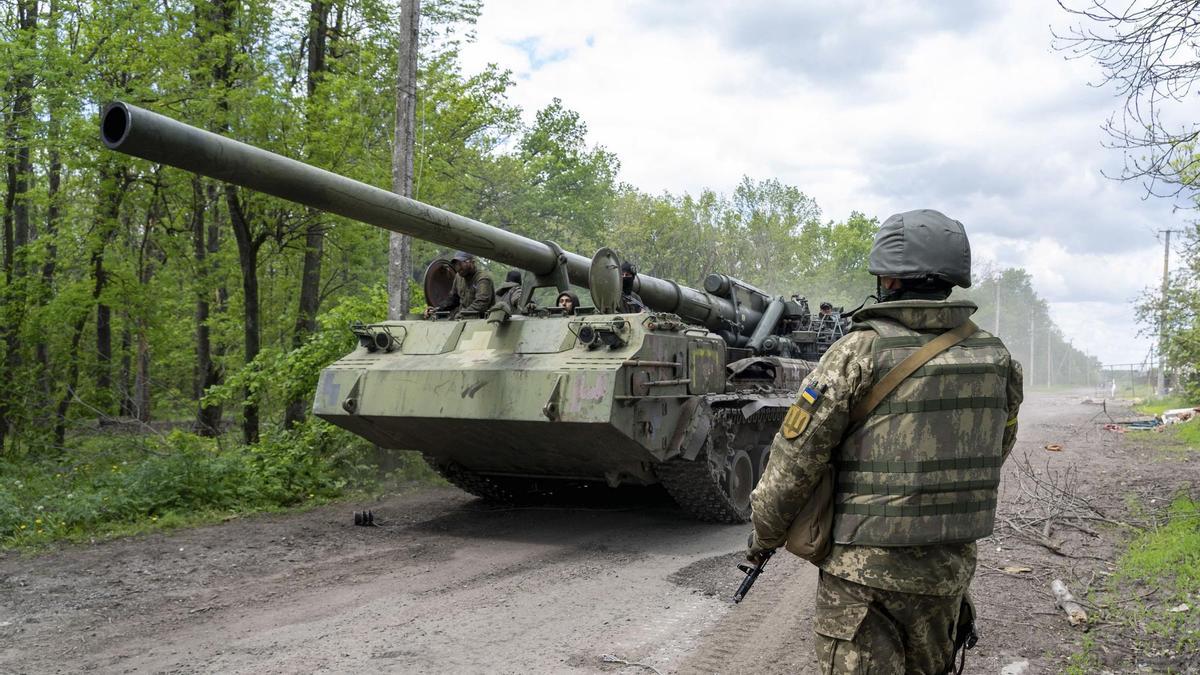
747 209 1024 674
816 301 836 330
425 251 495 319
618 261 646 313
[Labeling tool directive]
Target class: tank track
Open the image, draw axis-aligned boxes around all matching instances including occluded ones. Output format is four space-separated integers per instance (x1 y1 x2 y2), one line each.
423 455 604 506
655 405 786 524
422 454 516 502
656 452 747 523
656 407 746 523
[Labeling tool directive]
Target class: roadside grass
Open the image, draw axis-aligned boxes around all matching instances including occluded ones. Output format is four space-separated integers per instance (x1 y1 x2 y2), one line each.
1077 489 1199 669
1067 409 1200 671
1134 395 1195 417
1063 634 1103 675
1125 420 1200 457
0 420 444 551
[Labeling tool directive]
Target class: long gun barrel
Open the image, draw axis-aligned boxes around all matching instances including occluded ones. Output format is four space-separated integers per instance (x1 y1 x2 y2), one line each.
100 102 768 340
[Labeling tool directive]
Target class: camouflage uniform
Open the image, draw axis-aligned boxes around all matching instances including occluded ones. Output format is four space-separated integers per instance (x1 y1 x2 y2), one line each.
439 269 495 318
750 299 1023 675
493 280 524 314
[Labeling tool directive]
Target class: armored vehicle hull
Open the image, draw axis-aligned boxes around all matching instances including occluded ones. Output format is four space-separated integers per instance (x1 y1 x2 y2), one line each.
101 102 832 523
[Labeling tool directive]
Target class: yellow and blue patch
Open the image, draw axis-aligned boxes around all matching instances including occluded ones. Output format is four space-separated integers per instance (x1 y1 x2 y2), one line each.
800 385 822 405
781 405 811 440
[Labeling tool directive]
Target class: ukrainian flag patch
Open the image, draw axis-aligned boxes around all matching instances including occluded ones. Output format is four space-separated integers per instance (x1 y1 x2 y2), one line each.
801 385 822 405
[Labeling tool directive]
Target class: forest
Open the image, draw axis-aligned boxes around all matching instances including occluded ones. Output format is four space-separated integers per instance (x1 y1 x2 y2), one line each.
0 0 1101 545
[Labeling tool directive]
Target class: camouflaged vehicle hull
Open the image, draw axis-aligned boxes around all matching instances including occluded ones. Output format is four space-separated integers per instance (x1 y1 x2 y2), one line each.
314 313 812 522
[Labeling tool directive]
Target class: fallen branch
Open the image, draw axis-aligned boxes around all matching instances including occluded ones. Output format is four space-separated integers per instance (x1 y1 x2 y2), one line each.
1051 579 1089 627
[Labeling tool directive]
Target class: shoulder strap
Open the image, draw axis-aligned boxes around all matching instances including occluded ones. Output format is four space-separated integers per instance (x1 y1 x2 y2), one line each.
849 320 978 424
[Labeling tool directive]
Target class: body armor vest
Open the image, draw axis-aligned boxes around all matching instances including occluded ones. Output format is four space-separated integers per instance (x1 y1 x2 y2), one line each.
832 317 1010 546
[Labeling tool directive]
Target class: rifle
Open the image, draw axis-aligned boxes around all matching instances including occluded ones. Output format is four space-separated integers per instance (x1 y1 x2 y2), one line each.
732 549 774 603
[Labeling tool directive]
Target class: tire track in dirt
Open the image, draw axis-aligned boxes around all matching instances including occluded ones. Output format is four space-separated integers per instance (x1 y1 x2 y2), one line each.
669 553 818 674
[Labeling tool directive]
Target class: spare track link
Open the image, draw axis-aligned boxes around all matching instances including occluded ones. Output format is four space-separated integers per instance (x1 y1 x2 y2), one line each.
423 454 516 503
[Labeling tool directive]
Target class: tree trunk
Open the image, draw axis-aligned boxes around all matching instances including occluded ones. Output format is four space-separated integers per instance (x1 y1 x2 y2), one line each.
226 185 261 444
134 326 151 423
206 0 258 443
93 250 112 419
119 323 133 417
36 111 62 425
193 177 223 436
284 0 332 429
129 183 161 424
0 0 38 450
93 174 116 422
388 0 419 320
54 310 89 447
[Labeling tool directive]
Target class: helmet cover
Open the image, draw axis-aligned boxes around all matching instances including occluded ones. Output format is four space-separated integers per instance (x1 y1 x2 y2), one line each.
867 209 971 288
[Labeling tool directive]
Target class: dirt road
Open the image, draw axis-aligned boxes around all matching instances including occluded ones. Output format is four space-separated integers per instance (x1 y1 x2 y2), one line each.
0 392 1182 673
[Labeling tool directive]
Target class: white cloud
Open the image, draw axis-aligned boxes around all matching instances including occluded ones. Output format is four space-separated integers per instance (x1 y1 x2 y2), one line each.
459 1 1189 365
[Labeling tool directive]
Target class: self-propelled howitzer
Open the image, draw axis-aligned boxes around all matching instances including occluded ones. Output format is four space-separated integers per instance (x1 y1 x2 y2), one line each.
101 101 839 522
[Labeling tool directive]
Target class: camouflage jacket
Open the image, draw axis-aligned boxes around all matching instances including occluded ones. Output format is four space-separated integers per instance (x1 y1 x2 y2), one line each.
442 270 495 318
749 299 1024 596
493 281 524 313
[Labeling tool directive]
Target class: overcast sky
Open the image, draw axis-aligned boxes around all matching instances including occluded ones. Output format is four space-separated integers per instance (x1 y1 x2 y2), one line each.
458 1 1190 366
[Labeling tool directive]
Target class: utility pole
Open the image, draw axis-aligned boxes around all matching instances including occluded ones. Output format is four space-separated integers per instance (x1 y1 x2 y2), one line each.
1046 327 1052 388
994 278 1001 336
388 0 420 320
1156 229 1180 395
1029 316 1036 390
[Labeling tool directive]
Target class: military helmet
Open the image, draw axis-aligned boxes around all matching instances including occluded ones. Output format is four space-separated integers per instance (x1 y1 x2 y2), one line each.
867 209 971 288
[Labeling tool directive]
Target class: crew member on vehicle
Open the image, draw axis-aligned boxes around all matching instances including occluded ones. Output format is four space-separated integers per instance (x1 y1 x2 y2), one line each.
618 261 646 314
747 209 1024 674
493 269 525 314
556 290 580 315
425 251 495 319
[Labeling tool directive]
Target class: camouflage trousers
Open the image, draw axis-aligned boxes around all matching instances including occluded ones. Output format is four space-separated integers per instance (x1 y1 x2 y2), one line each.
813 571 964 675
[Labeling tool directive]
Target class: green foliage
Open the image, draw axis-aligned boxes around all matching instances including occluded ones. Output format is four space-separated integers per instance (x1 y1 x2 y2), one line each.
1136 226 1200 400
0 418 424 549
1177 421 1200 448
205 287 388 412
1136 395 1194 416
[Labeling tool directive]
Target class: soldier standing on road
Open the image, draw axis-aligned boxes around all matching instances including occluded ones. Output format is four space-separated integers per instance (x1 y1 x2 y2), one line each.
747 209 1024 674
618 261 646 313
426 251 495 319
